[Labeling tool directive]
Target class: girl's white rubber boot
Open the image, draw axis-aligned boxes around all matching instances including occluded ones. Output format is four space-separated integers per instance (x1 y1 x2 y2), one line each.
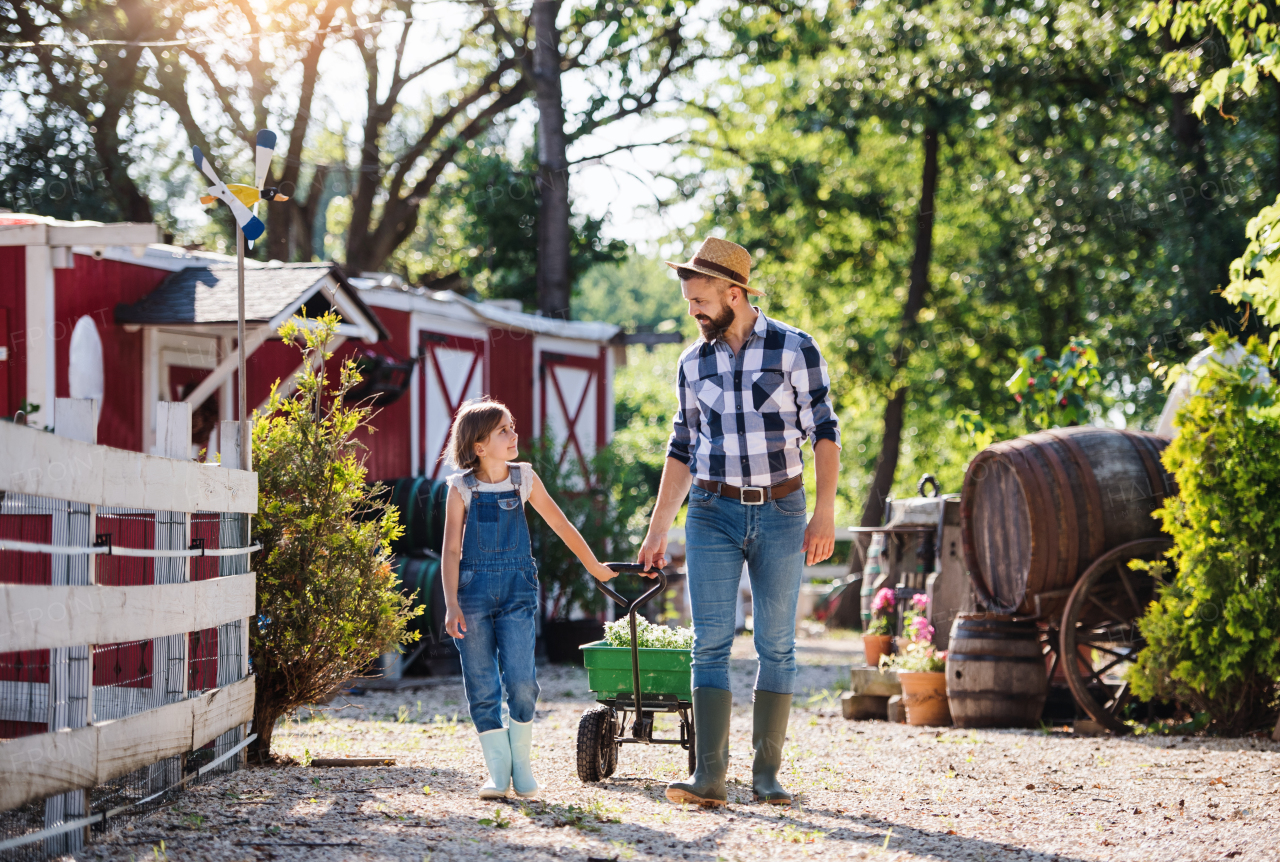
477 727 512 799
508 720 540 798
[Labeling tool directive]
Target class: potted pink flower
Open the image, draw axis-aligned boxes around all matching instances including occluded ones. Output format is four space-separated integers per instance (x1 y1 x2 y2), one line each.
897 593 934 652
862 587 896 668
886 594 951 726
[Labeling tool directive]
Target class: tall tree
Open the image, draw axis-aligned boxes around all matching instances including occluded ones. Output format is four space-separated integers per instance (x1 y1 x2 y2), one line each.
1 0 183 221
391 137 626 305
694 0 1268 526
532 0 572 317
523 0 705 315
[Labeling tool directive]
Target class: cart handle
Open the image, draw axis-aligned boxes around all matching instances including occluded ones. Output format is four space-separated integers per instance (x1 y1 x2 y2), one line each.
596 563 668 614
598 563 669 724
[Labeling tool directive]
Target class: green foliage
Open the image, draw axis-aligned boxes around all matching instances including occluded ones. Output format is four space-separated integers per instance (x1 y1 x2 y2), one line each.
1225 196 1280 327
1128 331 1280 734
1143 0 1280 117
250 312 419 756
0 105 122 222
609 343 684 500
390 138 627 307
1005 337 1107 429
573 256 693 334
1142 0 1280 341
884 641 946 673
688 0 1260 512
603 616 694 650
526 432 652 620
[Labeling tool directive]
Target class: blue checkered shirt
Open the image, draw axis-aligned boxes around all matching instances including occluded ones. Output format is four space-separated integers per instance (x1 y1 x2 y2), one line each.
667 310 841 486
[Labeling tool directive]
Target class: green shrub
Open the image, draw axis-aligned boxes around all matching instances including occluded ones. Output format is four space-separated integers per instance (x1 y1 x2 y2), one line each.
527 432 653 621
249 312 419 758
1127 331 1280 735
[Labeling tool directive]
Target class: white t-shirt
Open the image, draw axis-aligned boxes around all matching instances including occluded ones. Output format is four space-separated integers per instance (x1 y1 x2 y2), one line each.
445 462 536 511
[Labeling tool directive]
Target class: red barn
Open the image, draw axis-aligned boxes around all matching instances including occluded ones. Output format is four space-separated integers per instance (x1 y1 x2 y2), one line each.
1 215 621 481
351 280 621 481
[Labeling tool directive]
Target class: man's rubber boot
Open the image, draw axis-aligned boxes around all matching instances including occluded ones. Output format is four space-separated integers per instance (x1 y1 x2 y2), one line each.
508 720 539 798
751 689 793 805
477 727 512 799
666 687 732 807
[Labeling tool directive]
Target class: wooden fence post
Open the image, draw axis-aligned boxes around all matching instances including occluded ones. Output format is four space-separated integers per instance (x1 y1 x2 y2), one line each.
217 419 252 763
46 398 97 855
149 401 193 791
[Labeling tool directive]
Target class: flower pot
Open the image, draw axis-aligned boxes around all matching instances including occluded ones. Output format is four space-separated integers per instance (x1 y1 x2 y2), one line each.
862 634 892 669
898 671 952 727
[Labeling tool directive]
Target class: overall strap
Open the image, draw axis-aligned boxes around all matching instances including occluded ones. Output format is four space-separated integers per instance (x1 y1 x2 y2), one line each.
508 464 521 492
461 471 480 489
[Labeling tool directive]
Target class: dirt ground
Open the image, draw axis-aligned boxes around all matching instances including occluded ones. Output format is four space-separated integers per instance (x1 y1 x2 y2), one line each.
83 631 1280 862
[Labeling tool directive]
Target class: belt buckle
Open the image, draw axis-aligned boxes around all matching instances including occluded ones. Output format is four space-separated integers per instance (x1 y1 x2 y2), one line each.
740 486 765 505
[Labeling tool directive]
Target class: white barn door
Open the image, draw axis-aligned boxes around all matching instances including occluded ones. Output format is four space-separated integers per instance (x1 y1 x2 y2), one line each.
419 332 485 478
540 350 606 481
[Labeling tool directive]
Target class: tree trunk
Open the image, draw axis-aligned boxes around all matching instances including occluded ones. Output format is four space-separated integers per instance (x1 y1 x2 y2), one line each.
532 0 572 319
859 388 907 529
249 703 284 763
1275 76 1280 197
859 124 939 527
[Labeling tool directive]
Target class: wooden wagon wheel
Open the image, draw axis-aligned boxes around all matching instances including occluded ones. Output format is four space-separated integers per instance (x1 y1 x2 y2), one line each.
1059 538 1172 733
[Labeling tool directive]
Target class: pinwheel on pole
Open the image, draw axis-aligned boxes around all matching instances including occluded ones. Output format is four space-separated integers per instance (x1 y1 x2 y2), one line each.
192 130 289 469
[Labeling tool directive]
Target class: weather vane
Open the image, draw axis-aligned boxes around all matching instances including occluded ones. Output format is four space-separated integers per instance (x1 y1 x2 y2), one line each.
192 129 289 468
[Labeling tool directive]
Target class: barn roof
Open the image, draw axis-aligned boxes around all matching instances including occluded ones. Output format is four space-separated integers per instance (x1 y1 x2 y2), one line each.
360 285 621 344
115 262 389 341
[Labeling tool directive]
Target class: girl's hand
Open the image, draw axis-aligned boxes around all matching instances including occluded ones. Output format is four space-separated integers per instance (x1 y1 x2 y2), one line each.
445 604 466 639
587 561 618 583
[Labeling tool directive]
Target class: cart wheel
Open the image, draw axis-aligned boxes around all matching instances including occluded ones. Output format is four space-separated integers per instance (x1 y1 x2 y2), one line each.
576 705 619 782
1060 539 1172 734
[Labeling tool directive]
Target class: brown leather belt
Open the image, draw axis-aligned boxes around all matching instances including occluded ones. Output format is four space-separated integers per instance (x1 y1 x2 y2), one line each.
693 475 803 505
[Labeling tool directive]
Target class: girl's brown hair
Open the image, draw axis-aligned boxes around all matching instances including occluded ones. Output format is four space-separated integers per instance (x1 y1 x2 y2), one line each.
443 398 513 473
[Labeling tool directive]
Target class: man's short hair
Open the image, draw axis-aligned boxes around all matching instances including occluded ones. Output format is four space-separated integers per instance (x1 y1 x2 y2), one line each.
677 267 732 294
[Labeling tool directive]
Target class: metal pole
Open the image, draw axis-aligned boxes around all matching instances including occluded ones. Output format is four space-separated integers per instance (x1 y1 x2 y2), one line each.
236 227 250 470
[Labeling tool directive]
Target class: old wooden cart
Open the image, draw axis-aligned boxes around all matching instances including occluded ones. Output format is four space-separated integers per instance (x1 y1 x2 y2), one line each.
960 426 1176 732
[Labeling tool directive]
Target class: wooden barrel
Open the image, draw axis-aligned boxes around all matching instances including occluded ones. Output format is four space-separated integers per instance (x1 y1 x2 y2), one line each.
959 426 1173 616
945 614 1047 728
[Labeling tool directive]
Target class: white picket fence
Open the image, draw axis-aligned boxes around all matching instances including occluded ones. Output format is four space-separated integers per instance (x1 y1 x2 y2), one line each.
0 400 257 856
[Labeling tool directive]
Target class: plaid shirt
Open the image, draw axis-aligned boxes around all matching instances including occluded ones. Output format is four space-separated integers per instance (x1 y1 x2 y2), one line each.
667 310 841 487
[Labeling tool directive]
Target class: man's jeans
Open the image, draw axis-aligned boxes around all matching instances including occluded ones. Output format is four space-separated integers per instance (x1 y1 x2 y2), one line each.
684 484 808 694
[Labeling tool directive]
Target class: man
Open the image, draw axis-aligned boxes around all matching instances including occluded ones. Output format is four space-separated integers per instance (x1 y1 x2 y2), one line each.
638 236 840 807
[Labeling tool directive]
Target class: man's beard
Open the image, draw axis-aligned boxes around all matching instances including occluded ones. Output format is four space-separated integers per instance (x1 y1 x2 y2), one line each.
695 303 736 341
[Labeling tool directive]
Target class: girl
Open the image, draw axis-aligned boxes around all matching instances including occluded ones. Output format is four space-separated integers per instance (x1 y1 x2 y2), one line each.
441 398 616 799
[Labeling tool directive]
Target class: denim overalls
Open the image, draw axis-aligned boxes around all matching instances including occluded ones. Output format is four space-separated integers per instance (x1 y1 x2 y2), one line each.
452 466 541 734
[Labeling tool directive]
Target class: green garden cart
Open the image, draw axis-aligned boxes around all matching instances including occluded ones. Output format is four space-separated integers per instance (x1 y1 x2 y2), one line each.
575 564 695 782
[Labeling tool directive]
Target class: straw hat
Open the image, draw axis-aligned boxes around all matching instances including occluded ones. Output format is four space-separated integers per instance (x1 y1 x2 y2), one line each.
665 236 762 296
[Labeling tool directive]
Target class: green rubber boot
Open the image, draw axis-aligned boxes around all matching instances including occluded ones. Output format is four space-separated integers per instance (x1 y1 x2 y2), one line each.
666 687 732 807
751 690 793 805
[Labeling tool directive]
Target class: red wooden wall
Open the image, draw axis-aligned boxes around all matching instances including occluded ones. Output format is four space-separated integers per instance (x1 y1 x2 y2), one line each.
344 307 412 482
490 329 535 439
0 247 25 418
244 338 307 411
56 255 166 451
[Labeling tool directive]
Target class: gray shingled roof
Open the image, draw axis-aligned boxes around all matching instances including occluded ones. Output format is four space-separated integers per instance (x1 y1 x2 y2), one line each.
115 262 389 340
116 263 333 325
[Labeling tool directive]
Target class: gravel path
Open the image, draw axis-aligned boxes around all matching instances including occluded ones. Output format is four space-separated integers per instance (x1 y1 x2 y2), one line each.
83 632 1280 862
